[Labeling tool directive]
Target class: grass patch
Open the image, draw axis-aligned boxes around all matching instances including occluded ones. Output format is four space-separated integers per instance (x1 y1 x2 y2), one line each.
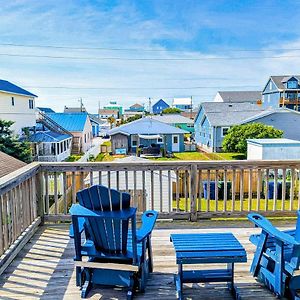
65 154 83 162
173 197 300 212
150 152 243 161
95 153 126 162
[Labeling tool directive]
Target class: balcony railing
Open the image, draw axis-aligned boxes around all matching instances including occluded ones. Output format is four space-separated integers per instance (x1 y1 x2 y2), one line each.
279 97 300 105
1 160 300 274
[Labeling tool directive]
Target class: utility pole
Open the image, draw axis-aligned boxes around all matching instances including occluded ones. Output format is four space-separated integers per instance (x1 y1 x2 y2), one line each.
148 97 152 114
78 98 83 112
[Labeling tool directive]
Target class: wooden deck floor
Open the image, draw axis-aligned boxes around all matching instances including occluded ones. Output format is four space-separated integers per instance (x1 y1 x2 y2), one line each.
0 223 290 300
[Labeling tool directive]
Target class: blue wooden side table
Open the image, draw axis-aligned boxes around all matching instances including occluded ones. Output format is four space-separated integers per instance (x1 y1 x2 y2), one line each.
170 233 247 299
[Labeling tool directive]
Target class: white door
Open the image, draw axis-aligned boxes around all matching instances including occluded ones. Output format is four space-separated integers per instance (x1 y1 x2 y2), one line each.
172 135 180 152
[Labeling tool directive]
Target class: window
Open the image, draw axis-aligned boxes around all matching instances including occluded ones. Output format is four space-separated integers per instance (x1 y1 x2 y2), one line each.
157 137 163 144
221 127 230 137
287 80 298 89
187 124 194 128
173 135 178 143
84 134 87 143
131 135 138 147
11 97 15 106
28 99 34 109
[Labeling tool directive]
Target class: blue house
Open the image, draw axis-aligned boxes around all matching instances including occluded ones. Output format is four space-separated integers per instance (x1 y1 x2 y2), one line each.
262 75 300 111
108 117 188 154
194 102 263 152
152 99 169 114
128 103 145 112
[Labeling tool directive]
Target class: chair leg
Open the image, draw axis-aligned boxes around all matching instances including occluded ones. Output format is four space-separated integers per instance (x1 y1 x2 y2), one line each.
250 231 268 277
147 236 153 273
81 269 92 299
127 275 135 300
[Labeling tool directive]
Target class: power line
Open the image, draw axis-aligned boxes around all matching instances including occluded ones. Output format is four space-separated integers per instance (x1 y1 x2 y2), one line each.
24 85 260 90
2 42 300 53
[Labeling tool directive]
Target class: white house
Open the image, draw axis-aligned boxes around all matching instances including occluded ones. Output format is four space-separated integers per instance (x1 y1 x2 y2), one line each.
0 80 37 135
85 156 176 212
173 97 192 111
247 138 300 160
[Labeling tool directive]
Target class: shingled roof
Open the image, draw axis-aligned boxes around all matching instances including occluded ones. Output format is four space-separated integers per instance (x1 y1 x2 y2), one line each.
217 91 261 103
270 75 300 89
0 151 26 178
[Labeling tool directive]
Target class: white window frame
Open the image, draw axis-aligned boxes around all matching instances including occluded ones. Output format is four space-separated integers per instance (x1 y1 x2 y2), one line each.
131 135 138 147
221 127 230 137
157 137 163 144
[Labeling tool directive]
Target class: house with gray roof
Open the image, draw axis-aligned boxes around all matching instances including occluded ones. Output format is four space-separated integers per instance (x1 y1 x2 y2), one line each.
194 102 264 152
108 117 188 154
262 75 300 111
151 114 194 133
214 91 261 104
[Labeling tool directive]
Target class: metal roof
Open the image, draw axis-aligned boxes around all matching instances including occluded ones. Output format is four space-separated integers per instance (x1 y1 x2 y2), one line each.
0 80 37 97
151 114 193 124
199 102 264 126
108 117 188 135
247 138 300 145
217 91 261 103
28 131 72 143
37 107 55 113
47 113 89 132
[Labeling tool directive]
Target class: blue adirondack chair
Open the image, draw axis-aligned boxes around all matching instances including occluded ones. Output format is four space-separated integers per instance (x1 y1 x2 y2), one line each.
69 185 158 299
248 212 300 299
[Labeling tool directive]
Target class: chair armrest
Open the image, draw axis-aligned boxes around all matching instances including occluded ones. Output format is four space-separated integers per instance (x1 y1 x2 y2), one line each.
69 217 85 238
136 210 158 243
69 204 137 220
248 213 300 246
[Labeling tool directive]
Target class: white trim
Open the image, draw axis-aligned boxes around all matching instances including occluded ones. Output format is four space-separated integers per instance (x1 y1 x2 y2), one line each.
221 127 230 137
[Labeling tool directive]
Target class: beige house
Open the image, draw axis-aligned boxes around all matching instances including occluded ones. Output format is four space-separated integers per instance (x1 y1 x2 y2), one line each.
46 113 92 154
0 80 37 135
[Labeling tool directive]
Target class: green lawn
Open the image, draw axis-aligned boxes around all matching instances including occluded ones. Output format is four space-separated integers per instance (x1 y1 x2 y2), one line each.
151 152 244 161
173 197 299 212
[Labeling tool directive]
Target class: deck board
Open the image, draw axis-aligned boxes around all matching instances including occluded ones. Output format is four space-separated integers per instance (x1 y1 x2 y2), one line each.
0 224 288 299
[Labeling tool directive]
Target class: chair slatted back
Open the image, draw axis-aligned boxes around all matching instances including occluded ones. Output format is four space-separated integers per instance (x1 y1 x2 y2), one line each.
77 185 131 254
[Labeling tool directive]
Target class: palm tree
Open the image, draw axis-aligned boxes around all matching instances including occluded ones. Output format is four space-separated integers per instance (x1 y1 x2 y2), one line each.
107 116 116 129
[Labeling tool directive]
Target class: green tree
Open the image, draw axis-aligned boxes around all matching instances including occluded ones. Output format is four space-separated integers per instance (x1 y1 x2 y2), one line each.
122 114 142 124
222 123 283 154
0 119 32 163
162 107 182 114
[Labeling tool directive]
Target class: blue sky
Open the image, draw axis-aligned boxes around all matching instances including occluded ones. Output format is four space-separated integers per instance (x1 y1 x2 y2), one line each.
1 0 300 112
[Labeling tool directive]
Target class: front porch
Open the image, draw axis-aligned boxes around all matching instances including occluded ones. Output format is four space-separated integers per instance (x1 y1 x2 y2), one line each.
0 222 289 299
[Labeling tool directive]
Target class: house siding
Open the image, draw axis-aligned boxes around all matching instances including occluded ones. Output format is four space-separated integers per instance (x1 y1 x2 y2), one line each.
152 100 169 114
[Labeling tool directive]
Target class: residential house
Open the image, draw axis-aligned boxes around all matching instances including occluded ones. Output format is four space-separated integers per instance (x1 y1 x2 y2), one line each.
241 108 300 141
0 80 37 135
85 156 176 212
152 99 169 114
247 138 300 160
108 117 188 154
123 110 144 121
88 115 104 137
194 102 263 152
172 97 192 111
47 113 92 154
262 75 300 111
28 130 72 162
181 110 198 120
0 151 26 178
128 103 145 112
104 101 123 116
98 108 119 119
151 114 194 133
64 105 86 113
214 91 261 104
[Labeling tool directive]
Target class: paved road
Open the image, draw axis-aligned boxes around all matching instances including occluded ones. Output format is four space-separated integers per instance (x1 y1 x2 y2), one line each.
78 137 105 162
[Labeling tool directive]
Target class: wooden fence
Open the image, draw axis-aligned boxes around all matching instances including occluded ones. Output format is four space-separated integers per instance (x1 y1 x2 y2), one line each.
1 159 300 273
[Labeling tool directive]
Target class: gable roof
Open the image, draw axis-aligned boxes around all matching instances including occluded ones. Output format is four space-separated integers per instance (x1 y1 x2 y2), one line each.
37 107 55 113
152 99 169 107
217 91 261 103
47 113 89 132
198 102 264 127
130 103 144 108
64 106 87 113
28 131 71 143
151 114 193 124
0 151 26 178
99 108 119 114
269 75 300 89
241 107 300 124
109 117 188 136
0 80 37 97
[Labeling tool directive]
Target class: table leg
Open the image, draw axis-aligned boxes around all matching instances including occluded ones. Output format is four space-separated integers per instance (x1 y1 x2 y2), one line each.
227 263 240 299
174 263 183 300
